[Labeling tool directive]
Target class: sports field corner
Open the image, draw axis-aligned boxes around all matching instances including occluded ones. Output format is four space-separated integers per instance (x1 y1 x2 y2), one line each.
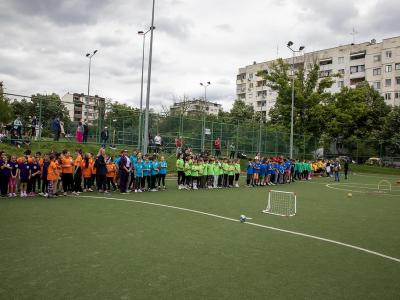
1 172 400 299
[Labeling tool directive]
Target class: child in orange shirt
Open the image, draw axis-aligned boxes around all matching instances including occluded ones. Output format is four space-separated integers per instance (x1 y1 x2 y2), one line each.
106 157 117 192
82 153 92 192
73 149 83 195
90 153 96 191
47 154 59 198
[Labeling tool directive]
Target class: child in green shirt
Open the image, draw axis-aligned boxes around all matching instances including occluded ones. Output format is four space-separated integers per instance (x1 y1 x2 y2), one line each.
234 159 241 187
228 160 235 187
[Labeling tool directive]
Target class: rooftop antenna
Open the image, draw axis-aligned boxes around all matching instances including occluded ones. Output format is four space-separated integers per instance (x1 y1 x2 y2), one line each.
350 27 358 44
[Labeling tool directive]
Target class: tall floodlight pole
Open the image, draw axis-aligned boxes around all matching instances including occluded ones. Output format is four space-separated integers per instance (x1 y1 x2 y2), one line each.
143 0 156 155
200 81 211 152
286 41 304 159
137 27 154 152
85 50 98 124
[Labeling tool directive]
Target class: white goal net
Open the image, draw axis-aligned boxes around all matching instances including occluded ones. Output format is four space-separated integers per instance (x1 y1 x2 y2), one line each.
262 190 297 217
378 180 392 193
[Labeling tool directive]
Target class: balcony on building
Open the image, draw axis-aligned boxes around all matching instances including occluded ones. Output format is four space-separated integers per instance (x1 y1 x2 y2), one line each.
350 51 366 61
349 64 365 79
319 58 333 66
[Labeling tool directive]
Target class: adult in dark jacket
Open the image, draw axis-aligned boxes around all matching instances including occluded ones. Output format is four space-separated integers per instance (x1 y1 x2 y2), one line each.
94 148 107 192
83 122 89 143
52 118 61 141
100 127 109 148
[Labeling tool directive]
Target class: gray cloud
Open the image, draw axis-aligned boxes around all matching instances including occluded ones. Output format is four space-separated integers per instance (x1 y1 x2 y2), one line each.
0 0 399 112
216 24 234 32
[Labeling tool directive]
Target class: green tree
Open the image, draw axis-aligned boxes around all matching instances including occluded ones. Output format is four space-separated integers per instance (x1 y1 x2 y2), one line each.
259 59 335 138
323 82 390 155
0 82 12 124
378 106 400 155
10 93 70 136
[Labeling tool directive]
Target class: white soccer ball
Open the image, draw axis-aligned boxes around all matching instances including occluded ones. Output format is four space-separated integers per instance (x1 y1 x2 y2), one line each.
347 193 352 198
240 215 247 222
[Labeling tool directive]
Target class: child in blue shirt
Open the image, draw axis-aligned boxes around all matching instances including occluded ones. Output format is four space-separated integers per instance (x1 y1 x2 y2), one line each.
143 157 152 191
134 158 144 192
151 157 159 191
246 159 254 187
158 156 168 190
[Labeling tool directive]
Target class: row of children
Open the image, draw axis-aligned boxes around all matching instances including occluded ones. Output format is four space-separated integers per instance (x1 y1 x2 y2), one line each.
0 148 169 198
245 158 314 186
175 155 241 189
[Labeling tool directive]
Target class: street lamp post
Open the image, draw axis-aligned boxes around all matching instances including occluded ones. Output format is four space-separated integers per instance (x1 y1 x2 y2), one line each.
137 27 155 152
200 81 211 153
286 41 305 159
85 50 98 124
143 0 156 155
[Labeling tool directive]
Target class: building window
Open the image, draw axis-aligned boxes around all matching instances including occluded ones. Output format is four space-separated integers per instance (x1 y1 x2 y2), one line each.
385 93 391 100
396 77 400 85
248 73 253 79
385 79 392 87
338 69 345 75
319 70 332 77
373 68 381 76
395 92 400 99
320 58 333 66
338 57 344 64
385 65 392 72
350 65 365 74
386 51 392 58
249 83 253 88
395 63 400 70
373 55 381 62
338 81 344 88
373 81 381 90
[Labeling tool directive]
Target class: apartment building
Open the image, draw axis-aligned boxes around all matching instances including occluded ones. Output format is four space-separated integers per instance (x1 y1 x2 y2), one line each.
237 36 400 117
61 93 105 125
170 99 222 116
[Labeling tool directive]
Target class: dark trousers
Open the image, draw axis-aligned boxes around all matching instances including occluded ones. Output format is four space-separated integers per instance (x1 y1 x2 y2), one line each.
84 178 91 189
0 174 9 196
145 176 151 189
218 175 223 187
185 175 192 187
119 171 128 192
344 169 348 179
96 174 106 191
229 151 235 159
107 177 116 190
158 174 166 187
135 177 142 190
177 171 185 185
41 178 48 194
73 169 83 192
215 149 221 157
151 175 157 189
62 173 73 192
228 175 234 186
83 134 88 143
223 174 228 187
128 173 135 190
28 175 39 193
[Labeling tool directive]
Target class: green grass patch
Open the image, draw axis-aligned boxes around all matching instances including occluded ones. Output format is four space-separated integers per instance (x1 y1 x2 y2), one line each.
1 174 400 299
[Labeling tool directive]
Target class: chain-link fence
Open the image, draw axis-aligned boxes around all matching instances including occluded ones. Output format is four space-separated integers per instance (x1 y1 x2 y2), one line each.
2 94 400 164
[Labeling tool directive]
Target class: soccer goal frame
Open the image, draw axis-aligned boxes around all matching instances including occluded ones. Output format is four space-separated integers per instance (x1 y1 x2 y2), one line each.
378 180 392 193
262 190 297 217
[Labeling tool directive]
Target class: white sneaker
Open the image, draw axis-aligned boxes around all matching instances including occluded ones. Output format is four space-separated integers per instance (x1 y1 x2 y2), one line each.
88 188 93 192
44 193 48 197
138 189 142 193
13 193 17 197
134 190 137 193
8 193 12 197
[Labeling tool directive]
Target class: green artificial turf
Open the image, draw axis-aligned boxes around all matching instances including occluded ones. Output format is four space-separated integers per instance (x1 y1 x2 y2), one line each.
0 173 400 299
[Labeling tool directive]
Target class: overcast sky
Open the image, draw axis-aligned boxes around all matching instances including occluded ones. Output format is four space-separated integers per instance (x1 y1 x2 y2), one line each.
0 0 399 111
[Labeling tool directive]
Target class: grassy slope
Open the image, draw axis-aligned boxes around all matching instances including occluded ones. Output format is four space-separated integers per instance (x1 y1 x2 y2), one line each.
0 175 399 299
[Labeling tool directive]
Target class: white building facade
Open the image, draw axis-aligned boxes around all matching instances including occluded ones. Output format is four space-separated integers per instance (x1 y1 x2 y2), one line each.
61 93 105 125
170 99 222 116
237 36 400 118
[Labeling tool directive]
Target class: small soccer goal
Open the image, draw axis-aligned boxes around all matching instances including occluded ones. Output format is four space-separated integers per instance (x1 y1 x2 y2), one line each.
378 180 392 193
262 190 297 217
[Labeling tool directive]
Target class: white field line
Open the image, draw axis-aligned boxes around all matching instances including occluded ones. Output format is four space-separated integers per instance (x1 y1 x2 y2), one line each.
80 195 400 264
